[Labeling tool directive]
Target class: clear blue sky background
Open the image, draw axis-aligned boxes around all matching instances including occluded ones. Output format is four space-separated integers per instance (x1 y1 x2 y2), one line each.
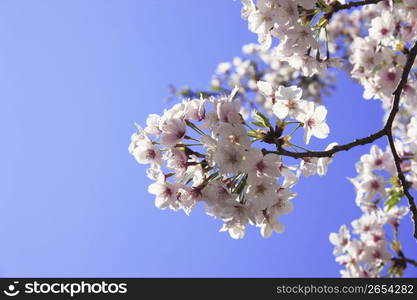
0 0 416 277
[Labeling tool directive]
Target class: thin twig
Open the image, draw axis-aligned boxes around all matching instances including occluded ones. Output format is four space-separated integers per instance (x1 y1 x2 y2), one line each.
405 258 417 267
263 129 386 158
333 0 385 11
385 41 417 241
324 0 385 20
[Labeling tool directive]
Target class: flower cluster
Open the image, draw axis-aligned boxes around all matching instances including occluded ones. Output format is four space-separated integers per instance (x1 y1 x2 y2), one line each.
325 1 417 109
130 0 417 277
129 86 332 239
330 147 410 277
330 206 408 277
168 42 336 119
214 44 334 113
323 0 417 277
257 81 330 144
241 0 344 76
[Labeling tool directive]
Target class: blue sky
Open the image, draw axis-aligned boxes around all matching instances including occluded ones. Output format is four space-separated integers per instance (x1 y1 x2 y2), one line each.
0 0 416 277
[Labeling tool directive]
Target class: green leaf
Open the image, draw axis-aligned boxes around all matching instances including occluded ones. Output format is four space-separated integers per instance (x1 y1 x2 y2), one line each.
391 240 402 253
316 17 328 28
248 130 259 138
179 87 192 97
384 188 403 211
197 91 212 98
389 262 405 277
211 85 222 92
251 121 266 128
254 110 271 128
375 263 384 273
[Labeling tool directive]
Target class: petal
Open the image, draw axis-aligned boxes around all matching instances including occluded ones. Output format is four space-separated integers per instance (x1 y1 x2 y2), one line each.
160 133 180 146
272 102 289 119
248 11 265 33
257 80 274 97
313 105 327 122
303 126 313 144
148 182 162 195
325 142 338 151
261 224 272 238
288 55 303 69
273 222 284 234
295 101 315 122
259 33 272 50
277 85 302 101
312 122 330 139
329 232 339 245
370 144 382 157
155 196 169 209
264 153 281 165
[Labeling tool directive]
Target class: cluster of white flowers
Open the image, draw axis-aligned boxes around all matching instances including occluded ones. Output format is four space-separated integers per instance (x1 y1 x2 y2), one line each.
129 86 332 239
241 0 344 76
215 43 336 114
130 0 417 277
350 145 396 210
325 1 417 108
254 0 417 277
168 42 336 120
330 146 410 277
257 81 330 144
329 208 408 277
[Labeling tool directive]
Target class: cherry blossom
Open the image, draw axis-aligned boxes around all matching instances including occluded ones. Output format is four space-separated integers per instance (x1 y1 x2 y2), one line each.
303 105 330 144
129 0 417 277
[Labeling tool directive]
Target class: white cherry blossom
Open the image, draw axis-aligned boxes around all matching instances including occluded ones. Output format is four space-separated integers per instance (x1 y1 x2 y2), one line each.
303 105 330 144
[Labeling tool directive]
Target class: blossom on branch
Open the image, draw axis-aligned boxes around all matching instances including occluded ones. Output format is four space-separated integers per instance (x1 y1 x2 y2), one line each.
129 0 417 277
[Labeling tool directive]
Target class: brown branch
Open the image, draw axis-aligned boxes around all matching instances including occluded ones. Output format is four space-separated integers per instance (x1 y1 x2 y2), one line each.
404 258 417 267
385 41 417 241
264 41 417 240
264 129 386 158
392 250 417 268
324 0 385 21
332 0 385 12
